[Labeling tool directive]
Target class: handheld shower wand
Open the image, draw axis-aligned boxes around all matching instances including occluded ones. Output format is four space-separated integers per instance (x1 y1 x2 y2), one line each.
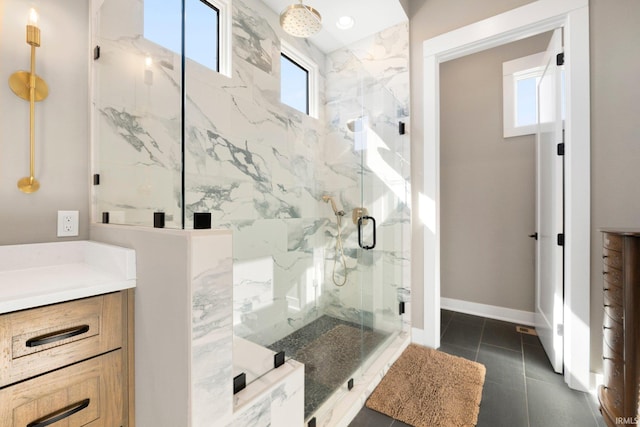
322 195 345 217
322 195 347 286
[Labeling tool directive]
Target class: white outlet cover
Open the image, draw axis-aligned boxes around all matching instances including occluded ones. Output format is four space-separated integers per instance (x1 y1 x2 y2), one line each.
57 210 79 237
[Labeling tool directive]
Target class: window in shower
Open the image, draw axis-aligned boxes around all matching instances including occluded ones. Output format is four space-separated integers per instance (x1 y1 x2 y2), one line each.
144 0 232 76
280 41 318 118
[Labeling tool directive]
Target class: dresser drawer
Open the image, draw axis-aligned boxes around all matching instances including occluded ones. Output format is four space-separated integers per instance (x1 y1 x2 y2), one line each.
602 352 624 414
599 383 624 421
603 300 623 325
603 264 622 288
603 282 623 307
603 313 623 357
0 292 123 388
0 350 123 426
603 248 623 269
603 233 623 251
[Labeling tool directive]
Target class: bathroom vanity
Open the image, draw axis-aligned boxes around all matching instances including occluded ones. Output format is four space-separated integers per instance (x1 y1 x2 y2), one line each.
0 241 136 427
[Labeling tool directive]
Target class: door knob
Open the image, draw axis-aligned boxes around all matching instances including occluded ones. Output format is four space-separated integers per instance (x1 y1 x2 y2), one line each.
529 233 538 240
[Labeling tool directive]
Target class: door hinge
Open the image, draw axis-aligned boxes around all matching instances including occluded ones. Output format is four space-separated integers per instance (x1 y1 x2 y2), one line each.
93 45 101 60
557 324 564 336
399 301 406 315
557 143 565 156
557 233 565 246
556 52 565 66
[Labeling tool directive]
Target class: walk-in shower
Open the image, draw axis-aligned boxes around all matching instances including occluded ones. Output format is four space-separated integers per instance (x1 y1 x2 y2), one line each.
93 0 410 423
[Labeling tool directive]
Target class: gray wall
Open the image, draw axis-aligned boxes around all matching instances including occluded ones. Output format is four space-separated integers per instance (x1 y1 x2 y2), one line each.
407 0 536 331
440 34 550 312
589 0 640 372
0 0 89 245
408 0 640 373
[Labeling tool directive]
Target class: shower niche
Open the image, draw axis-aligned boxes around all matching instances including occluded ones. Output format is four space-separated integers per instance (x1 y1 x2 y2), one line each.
92 0 410 424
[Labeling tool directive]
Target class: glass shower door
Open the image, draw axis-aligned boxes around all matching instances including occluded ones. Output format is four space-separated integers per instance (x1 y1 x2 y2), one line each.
355 85 408 384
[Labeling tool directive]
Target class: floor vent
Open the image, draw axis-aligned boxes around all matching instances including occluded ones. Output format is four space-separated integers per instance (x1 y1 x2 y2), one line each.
516 325 537 335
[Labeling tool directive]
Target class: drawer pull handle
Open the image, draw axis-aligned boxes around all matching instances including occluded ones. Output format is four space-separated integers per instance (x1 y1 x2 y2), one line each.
26 325 90 348
603 255 608 259
27 398 90 427
603 271 609 275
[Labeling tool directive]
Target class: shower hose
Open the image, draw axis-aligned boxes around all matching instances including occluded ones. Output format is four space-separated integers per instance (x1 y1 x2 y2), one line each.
332 213 348 287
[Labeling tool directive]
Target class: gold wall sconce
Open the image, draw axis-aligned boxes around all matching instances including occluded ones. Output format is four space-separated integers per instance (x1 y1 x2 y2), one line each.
8 8 48 193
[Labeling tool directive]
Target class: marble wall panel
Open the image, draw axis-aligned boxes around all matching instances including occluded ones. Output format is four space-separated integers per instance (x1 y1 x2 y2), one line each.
191 233 234 427
231 218 326 346
231 360 304 427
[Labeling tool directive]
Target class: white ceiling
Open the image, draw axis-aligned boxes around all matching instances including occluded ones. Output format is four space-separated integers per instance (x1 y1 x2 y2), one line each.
261 0 408 53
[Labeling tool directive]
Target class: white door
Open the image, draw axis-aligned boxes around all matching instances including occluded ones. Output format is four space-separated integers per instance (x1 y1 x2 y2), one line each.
535 28 564 374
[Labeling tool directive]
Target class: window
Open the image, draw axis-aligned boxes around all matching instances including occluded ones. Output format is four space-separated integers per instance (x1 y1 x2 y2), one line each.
185 0 219 71
502 52 545 137
280 41 318 118
144 0 231 76
281 54 308 114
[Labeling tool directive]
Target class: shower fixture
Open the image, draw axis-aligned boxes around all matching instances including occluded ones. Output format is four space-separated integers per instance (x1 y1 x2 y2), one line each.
322 195 344 217
280 1 322 38
322 195 347 287
346 116 367 133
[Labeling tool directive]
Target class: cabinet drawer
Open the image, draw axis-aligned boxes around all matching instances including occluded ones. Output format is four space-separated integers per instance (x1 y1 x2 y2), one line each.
0 293 123 388
603 233 623 251
0 350 123 427
603 248 623 269
603 313 623 356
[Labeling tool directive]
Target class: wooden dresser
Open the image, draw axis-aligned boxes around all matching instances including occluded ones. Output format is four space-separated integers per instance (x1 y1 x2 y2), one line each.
0 290 134 427
598 230 640 426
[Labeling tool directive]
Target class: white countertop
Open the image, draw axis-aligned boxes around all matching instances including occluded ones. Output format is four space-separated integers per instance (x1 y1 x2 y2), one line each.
0 240 136 314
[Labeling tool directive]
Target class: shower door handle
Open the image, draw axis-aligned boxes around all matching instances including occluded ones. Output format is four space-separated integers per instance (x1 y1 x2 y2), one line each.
358 216 376 250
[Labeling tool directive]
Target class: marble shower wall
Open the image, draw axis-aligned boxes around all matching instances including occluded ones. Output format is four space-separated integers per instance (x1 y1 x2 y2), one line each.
93 0 410 347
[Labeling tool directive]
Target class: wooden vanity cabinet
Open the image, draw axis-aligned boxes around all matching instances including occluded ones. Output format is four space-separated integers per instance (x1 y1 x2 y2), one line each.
598 231 640 427
0 290 134 427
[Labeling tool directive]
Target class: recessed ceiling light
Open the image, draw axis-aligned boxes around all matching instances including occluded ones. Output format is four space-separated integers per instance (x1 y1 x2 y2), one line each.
336 15 355 30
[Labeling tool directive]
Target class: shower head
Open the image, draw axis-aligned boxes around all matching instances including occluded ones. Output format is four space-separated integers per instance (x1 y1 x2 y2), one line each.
280 1 322 38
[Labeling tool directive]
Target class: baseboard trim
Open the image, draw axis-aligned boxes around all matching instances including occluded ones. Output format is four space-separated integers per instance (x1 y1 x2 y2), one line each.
441 297 535 326
411 327 426 346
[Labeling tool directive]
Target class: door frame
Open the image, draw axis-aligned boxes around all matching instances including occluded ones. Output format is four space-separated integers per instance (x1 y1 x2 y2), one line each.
420 0 590 391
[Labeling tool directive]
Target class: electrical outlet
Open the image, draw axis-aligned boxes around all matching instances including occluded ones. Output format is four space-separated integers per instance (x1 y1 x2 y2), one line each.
57 210 79 237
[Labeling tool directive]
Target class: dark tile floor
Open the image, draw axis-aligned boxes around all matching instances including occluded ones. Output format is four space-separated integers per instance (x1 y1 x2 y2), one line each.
349 310 607 427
